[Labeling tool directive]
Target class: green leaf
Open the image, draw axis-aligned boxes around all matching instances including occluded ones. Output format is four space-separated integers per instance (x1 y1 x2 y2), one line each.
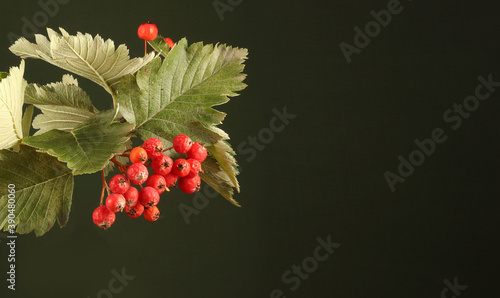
9 28 155 100
22 104 34 137
148 35 172 58
116 38 247 203
25 75 98 135
197 140 241 206
116 39 247 142
206 140 240 192
200 154 240 207
0 60 27 149
23 109 134 175
0 145 74 236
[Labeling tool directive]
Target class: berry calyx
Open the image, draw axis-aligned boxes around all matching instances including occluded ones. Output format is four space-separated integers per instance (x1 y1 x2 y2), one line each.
109 174 130 194
187 158 202 175
187 142 207 162
152 154 173 175
92 206 116 229
143 206 160 222
164 37 175 49
164 172 178 188
139 186 160 208
173 134 193 153
172 158 191 177
123 186 139 207
125 203 144 218
105 193 126 213
129 147 148 164
137 22 158 41
178 174 201 194
127 163 149 185
146 174 168 194
142 138 164 158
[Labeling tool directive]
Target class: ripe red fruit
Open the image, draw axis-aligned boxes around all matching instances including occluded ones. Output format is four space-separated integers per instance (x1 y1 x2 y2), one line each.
127 162 149 185
172 158 191 177
143 206 160 222
142 138 163 158
187 158 202 175
109 174 130 194
164 172 178 187
173 134 193 153
139 186 160 208
146 174 168 194
164 37 175 48
178 174 201 194
105 193 126 213
152 154 173 175
123 186 139 207
125 203 144 218
137 23 158 41
129 147 148 164
92 205 116 229
187 142 207 162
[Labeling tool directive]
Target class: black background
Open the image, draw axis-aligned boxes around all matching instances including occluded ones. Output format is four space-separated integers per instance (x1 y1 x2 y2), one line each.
1 0 500 297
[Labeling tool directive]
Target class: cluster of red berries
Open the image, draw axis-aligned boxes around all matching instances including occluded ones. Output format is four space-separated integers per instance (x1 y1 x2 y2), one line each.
137 22 175 52
92 135 207 229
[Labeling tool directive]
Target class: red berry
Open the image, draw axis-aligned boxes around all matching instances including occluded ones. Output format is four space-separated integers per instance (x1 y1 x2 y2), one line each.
172 158 191 177
178 174 201 194
109 174 130 194
187 142 207 162
137 22 158 41
146 174 168 194
105 193 126 213
173 134 193 153
152 154 173 175
164 37 175 48
127 163 149 185
142 138 163 158
187 158 202 175
129 147 148 164
125 203 144 218
139 186 160 208
92 205 116 229
143 206 160 222
123 186 139 207
164 172 178 188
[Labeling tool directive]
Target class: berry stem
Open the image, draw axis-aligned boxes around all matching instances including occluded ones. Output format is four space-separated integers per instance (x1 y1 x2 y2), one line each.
145 40 147 56
111 156 128 175
110 157 120 166
163 146 174 152
101 169 110 205
100 183 106 205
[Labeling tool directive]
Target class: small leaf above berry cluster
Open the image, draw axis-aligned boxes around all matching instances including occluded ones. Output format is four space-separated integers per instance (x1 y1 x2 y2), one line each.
0 23 248 236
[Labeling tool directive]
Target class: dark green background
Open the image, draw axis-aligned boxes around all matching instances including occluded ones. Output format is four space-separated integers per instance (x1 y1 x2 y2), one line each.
1 0 500 297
